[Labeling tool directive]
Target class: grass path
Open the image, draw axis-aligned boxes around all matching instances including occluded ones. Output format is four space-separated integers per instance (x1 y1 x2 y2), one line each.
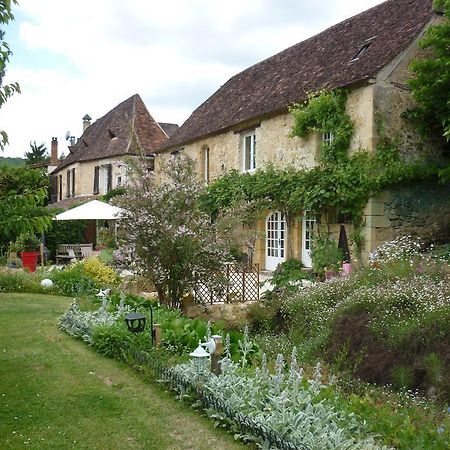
0 293 246 450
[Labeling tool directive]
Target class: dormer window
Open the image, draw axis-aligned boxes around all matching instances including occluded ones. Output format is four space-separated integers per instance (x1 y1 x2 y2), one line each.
350 37 376 62
242 130 256 172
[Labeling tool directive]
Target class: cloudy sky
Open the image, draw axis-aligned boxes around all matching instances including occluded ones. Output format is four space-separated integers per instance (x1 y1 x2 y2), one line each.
0 0 385 158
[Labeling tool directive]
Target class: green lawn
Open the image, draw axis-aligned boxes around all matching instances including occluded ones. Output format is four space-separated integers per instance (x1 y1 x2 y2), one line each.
0 293 246 450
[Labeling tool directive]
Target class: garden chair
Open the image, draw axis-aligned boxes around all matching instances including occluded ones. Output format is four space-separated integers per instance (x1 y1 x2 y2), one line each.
80 247 93 259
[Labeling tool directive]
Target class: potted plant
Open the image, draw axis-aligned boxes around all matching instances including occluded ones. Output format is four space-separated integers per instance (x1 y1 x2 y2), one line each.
311 233 344 280
16 232 41 272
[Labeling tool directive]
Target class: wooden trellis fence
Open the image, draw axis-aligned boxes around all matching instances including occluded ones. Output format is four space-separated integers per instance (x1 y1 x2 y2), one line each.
194 263 259 304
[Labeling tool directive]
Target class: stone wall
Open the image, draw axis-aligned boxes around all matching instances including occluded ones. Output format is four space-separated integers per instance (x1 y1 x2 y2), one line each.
374 17 444 163
363 183 450 258
155 85 376 270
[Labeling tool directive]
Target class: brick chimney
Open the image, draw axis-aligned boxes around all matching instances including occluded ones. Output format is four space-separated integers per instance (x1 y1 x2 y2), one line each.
50 137 58 164
83 114 92 132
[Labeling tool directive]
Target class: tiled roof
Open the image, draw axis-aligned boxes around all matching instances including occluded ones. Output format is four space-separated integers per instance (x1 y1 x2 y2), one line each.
162 0 433 150
158 122 180 137
56 94 168 171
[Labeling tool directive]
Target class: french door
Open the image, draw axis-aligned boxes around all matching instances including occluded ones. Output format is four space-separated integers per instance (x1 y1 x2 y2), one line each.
302 212 316 268
266 212 286 271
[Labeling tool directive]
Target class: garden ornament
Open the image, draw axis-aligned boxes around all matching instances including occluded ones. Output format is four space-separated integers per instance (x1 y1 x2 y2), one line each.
189 341 210 374
201 338 216 355
124 311 147 334
200 335 223 355
124 303 154 346
40 278 54 288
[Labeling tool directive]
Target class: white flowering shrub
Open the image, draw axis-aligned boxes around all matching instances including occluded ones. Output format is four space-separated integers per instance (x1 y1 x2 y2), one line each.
280 275 361 339
114 156 231 307
168 348 390 450
369 235 422 264
269 236 448 346
250 236 450 399
342 275 450 346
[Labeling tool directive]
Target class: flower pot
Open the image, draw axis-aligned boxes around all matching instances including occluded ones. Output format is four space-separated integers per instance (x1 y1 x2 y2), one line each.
21 251 39 272
341 262 352 276
324 269 337 280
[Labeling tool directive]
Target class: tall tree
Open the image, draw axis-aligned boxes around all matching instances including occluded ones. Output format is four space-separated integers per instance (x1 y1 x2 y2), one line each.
25 141 49 165
0 0 20 150
407 0 450 145
0 2 53 241
0 165 52 249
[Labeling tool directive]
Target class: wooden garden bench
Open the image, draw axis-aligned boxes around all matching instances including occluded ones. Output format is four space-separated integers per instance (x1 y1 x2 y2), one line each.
56 243 93 264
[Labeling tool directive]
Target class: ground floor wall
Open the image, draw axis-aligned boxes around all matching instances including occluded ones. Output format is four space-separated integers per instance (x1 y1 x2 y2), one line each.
246 181 450 271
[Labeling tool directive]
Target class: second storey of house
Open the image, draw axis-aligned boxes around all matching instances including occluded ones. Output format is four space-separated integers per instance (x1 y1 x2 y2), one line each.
51 155 154 202
156 84 376 182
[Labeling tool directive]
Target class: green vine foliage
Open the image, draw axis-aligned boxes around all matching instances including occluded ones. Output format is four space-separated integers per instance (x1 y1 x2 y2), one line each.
406 0 450 146
290 90 354 164
201 90 444 249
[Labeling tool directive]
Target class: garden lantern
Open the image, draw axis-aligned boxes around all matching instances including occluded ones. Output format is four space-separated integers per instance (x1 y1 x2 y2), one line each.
124 303 154 346
189 341 211 374
124 312 146 333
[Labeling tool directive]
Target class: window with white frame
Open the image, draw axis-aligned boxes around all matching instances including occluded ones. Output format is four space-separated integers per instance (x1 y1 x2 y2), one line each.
99 164 112 194
242 131 256 172
322 132 335 145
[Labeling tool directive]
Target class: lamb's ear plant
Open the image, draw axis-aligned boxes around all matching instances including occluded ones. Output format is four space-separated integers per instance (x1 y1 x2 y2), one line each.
238 325 253 368
161 347 389 450
58 300 123 344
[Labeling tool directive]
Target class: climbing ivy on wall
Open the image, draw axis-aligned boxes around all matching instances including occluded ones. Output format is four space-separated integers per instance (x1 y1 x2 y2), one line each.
290 90 354 164
406 0 450 146
201 90 445 253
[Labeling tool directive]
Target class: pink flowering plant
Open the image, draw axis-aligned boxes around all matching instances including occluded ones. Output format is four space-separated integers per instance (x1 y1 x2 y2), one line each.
249 236 450 402
114 155 231 307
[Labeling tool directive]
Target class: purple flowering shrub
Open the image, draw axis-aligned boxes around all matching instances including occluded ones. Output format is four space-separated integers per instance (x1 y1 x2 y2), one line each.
114 156 231 307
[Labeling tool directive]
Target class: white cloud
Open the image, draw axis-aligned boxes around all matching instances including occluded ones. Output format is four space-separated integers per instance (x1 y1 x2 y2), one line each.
0 0 384 157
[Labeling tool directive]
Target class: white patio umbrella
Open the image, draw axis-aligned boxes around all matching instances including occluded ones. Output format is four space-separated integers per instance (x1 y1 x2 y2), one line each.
54 200 124 221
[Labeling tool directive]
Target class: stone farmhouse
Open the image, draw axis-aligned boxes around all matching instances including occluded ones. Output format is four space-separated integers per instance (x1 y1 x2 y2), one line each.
157 0 450 270
50 94 178 207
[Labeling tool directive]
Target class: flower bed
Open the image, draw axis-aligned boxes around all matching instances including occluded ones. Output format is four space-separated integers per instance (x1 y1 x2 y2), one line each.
58 296 395 450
